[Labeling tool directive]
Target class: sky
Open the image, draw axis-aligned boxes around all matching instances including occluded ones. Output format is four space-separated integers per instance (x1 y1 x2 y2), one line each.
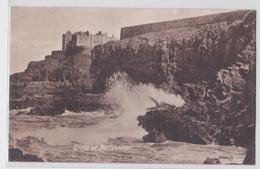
10 7 232 74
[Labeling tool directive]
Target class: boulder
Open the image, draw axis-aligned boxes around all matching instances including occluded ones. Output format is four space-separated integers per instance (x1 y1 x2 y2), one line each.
243 143 255 164
203 158 221 164
143 130 167 143
28 104 65 116
138 103 218 145
9 148 44 162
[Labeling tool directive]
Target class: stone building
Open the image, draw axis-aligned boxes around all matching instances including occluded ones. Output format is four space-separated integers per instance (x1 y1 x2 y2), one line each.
62 30 117 51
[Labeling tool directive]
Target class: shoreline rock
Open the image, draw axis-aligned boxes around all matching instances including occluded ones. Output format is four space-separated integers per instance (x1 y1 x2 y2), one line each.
9 148 44 162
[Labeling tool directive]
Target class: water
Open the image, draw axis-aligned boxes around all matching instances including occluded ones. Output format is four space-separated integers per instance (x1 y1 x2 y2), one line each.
9 72 246 164
103 72 185 139
12 72 185 146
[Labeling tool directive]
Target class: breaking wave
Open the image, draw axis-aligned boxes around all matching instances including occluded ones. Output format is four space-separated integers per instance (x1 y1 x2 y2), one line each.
102 72 185 138
13 72 185 146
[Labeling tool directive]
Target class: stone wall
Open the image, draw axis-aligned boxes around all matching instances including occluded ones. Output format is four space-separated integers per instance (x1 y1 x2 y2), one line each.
120 10 250 39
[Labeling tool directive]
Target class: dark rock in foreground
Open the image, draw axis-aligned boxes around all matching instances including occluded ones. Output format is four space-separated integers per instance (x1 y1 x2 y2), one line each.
9 148 44 162
138 103 218 145
243 141 255 165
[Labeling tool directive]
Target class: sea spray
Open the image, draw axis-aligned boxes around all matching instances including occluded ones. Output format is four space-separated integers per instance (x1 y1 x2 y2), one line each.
57 72 185 144
17 72 185 146
102 72 185 139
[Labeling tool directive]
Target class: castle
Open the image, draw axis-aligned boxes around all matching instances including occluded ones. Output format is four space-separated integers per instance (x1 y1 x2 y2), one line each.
62 30 117 51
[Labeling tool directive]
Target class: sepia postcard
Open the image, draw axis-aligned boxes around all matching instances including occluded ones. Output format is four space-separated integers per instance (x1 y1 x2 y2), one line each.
8 6 256 166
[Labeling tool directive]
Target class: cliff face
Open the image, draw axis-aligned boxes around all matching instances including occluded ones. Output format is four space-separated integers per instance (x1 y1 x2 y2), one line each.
91 11 256 153
136 11 255 158
11 47 93 86
10 46 99 114
91 11 255 92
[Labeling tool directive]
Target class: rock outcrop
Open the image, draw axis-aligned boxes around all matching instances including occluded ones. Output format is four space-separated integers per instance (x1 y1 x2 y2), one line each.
91 11 255 92
11 47 92 84
203 158 221 164
9 148 44 162
136 10 255 152
138 103 218 144
10 46 100 114
88 10 256 156
243 141 255 165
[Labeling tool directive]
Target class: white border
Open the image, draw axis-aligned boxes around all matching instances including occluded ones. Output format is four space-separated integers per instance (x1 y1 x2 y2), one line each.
8 0 260 9
1 0 259 169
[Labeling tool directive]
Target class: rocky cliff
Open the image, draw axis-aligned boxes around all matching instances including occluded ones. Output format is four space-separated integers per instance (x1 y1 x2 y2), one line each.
10 10 256 162
90 10 256 163
91 11 255 92
10 46 102 114
11 46 93 85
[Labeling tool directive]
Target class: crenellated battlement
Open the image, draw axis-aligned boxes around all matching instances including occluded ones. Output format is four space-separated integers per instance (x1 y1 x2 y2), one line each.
62 30 117 51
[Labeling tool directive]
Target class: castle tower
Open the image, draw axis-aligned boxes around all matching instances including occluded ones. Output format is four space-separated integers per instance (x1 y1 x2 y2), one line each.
62 31 72 51
62 30 117 52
